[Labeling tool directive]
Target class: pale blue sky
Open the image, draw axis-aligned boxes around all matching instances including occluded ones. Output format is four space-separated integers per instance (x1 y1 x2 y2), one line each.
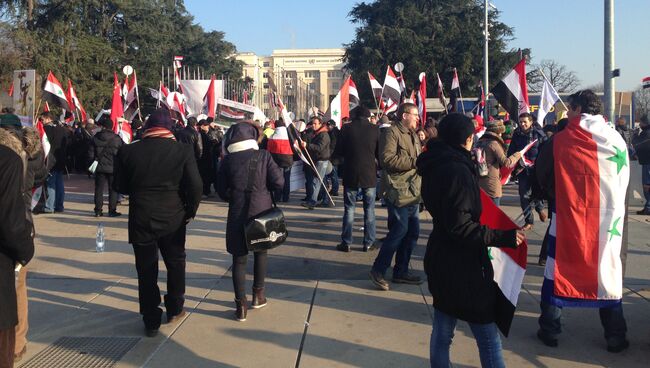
185 0 649 91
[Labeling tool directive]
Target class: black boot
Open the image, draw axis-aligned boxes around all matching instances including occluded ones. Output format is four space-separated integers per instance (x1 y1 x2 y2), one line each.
235 298 248 321
251 287 267 309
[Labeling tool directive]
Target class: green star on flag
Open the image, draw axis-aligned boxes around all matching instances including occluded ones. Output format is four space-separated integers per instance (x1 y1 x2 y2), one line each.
607 146 627 174
333 109 339 117
487 247 494 260
608 217 622 241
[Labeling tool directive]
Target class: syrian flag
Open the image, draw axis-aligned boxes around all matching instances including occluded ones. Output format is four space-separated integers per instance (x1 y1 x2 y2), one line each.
173 55 184 69
543 114 629 308
123 71 140 121
479 189 528 336
267 124 294 168
642 77 650 89
381 66 401 110
416 72 427 125
110 72 124 133
324 76 351 129
450 68 461 112
473 82 486 117
31 120 51 210
43 71 70 111
436 73 447 111
492 59 530 120
167 91 186 117
537 77 561 126
202 75 217 119
500 139 538 185
349 78 360 110
119 121 133 144
406 90 416 104
368 72 383 103
67 80 87 122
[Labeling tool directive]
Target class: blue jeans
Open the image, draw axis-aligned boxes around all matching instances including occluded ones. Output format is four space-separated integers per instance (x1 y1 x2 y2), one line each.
642 164 650 211
538 301 627 344
327 165 339 194
341 187 376 246
517 172 544 224
45 170 65 212
430 308 504 368
371 202 419 278
307 160 329 205
491 197 501 206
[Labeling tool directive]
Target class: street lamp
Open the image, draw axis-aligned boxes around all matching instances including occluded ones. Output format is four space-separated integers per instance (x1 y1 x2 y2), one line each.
484 1 497 122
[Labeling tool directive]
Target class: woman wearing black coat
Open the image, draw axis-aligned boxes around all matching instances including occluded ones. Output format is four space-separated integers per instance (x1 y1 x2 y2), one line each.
416 114 524 368
217 122 284 322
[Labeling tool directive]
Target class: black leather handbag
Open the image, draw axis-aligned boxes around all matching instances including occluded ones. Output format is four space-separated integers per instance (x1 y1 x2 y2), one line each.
243 151 288 252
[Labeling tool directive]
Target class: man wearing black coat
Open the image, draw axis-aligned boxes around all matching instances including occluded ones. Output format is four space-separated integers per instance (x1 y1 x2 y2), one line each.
90 117 124 217
0 134 34 367
41 112 70 213
175 116 203 161
507 112 547 230
113 109 202 337
197 120 222 196
333 106 379 252
301 116 330 209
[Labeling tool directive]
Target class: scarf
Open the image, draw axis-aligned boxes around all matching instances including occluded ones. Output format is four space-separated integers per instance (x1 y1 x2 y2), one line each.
227 139 259 153
142 127 176 140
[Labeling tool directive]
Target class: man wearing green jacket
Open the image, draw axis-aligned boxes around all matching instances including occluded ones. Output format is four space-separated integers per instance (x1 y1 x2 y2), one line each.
370 103 422 290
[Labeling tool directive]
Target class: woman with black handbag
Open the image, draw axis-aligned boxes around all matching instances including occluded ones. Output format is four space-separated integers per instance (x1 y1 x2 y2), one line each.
217 122 285 322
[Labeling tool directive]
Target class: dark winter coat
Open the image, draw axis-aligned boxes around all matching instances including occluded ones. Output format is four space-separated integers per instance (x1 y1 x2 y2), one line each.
333 117 380 189
0 132 34 330
43 123 71 172
176 126 203 161
89 129 123 174
506 125 545 176
306 127 331 161
198 128 222 172
476 132 521 198
416 140 517 325
615 124 630 146
328 127 340 165
632 126 650 165
217 149 284 257
113 137 202 244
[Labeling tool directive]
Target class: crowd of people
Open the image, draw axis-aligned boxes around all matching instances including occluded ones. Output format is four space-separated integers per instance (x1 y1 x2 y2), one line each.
0 89 642 366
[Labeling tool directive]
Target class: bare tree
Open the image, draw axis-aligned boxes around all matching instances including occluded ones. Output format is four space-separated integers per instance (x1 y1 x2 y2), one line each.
582 82 604 93
635 87 650 120
527 59 580 93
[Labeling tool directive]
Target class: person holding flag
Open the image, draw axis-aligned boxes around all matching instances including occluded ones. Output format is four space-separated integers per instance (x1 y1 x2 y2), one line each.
416 113 525 368
40 112 70 214
535 90 630 353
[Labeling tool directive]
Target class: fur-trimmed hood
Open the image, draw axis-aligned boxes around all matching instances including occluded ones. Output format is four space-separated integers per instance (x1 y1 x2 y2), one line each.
0 127 25 157
0 126 43 159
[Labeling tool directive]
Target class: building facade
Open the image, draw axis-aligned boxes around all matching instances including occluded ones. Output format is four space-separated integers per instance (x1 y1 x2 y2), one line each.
236 48 346 119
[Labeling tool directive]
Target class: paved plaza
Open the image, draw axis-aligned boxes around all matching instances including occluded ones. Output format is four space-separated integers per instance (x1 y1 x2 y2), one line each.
16 170 650 367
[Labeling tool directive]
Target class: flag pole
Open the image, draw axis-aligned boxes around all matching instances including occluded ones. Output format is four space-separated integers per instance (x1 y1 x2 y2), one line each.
538 68 568 110
134 70 143 121
33 99 42 124
455 68 466 114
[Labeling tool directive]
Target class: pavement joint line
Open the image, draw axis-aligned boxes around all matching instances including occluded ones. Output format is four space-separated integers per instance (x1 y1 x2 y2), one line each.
77 278 124 310
140 266 230 368
294 279 319 368
627 287 650 303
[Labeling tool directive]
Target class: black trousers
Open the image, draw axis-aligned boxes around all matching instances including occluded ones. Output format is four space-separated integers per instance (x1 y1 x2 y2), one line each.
232 251 268 301
132 224 187 329
94 173 118 213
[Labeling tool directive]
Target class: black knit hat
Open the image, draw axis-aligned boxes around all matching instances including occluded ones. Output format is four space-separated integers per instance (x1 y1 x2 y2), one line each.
437 113 475 146
144 108 173 131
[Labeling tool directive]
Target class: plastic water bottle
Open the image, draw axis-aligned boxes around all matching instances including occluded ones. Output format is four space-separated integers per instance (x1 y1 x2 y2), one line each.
96 223 105 253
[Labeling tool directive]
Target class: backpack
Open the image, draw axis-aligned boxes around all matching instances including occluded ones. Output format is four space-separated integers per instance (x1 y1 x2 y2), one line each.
473 140 489 177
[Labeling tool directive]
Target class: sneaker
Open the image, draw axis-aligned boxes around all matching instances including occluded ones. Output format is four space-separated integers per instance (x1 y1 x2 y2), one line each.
538 210 548 222
301 202 315 210
537 330 558 347
108 211 122 217
251 287 267 309
145 328 159 338
336 243 351 253
363 243 378 252
392 273 423 285
636 209 650 215
166 310 186 324
329 190 339 197
369 270 390 291
93 211 103 217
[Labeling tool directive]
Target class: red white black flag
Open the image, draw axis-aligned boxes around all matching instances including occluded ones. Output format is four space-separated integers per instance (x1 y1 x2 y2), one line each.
492 59 530 119
202 75 217 119
43 71 70 111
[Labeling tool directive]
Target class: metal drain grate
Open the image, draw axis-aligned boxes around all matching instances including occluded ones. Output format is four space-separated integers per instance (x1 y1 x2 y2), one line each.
20 336 140 368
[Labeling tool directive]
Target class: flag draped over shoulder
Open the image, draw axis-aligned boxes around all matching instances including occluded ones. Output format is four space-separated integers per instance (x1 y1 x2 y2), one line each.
543 114 629 308
479 189 528 336
492 59 530 119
